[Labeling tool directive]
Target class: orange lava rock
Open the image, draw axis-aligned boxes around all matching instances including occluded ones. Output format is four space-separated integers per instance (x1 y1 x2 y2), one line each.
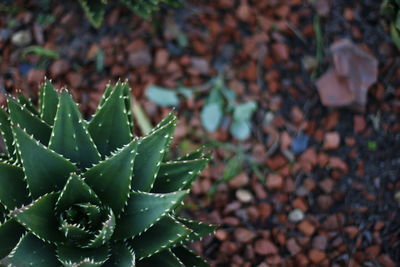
234 227 256 243
266 174 284 190
319 178 335 193
215 229 229 241
27 69 45 85
365 245 380 259
272 42 289 61
308 249 326 264
293 197 309 212
298 220 316 236
328 157 349 174
254 239 278 255
154 49 169 69
229 172 249 189
344 225 359 239
323 132 340 150
353 115 366 133
287 238 302 255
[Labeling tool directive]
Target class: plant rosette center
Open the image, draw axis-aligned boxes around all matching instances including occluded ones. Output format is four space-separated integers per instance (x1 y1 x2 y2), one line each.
59 202 115 248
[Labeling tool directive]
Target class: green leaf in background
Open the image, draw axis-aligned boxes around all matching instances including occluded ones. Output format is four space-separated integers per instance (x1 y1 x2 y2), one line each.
146 85 180 107
22 46 59 59
78 0 107 28
201 102 223 132
391 23 400 49
230 119 251 140
96 49 105 72
222 154 243 182
396 10 400 31
233 101 257 121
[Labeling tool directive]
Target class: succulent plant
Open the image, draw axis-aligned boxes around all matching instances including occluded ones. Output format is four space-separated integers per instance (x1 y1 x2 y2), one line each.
78 0 182 28
0 81 214 266
382 0 400 49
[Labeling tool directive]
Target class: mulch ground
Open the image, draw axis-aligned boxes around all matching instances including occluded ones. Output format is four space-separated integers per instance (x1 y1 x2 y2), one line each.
1 0 400 266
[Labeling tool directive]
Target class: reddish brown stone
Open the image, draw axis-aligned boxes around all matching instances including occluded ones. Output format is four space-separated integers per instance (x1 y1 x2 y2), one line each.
344 226 359 239
229 172 249 189
27 69 45 84
287 238 301 255
234 227 256 243
317 195 334 211
319 178 335 193
293 197 309 212
272 42 289 61
254 239 278 255
312 235 328 251
323 132 340 150
308 249 326 264
353 115 366 133
154 49 169 69
298 220 316 236
215 229 229 241
266 174 283 190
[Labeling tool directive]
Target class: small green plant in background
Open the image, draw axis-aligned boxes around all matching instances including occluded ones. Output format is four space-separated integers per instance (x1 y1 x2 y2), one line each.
0 81 215 266
145 76 258 140
200 76 257 140
78 0 182 28
382 0 400 49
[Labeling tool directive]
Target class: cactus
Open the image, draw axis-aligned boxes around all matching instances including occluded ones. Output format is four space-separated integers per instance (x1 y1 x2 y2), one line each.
78 0 182 28
0 81 214 266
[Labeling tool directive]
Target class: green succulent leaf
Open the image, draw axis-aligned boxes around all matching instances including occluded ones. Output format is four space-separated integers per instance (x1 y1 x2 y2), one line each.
177 217 216 243
151 111 176 132
85 207 115 248
178 148 205 161
49 91 101 169
99 83 114 107
78 0 107 28
4 233 59 267
39 80 59 125
17 93 39 116
102 243 135 267
0 108 15 157
59 222 92 247
137 249 184 267
152 159 208 193
13 126 77 198
12 192 64 243
88 83 132 157
0 162 29 210
122 84 134 134
8 97 51 145
56 174 101 212
84 139 138 215
0 218 26 259
127 215 191 260
171 246 209 267
57 244 110 267
132 114 177 192
113 190 187 240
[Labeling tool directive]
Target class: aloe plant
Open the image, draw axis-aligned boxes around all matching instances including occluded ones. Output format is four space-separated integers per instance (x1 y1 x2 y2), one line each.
0 81 214 266
78 0 182 28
